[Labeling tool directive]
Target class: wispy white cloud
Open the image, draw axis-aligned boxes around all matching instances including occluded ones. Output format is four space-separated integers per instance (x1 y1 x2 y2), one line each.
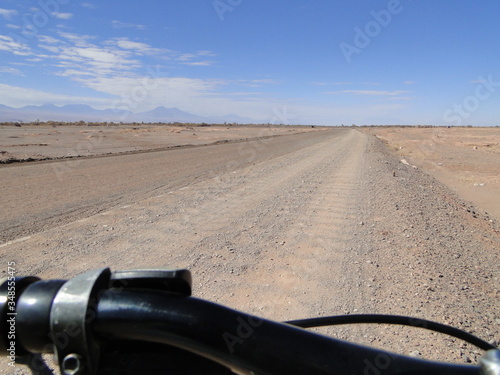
116 40 151 51
311 81 381 86
225 92 265 96
0 66 24 76
6 30 216 84
6 24 20 29
58 32 95 47
177 53 196 61
197 50 216 57
175 51 216 65
0 8 18 20
39 44 60 53
52 12 73 20
236 79 279 87
37 32 145 76
38 35 62 44
403 80 416 85
111 20 146 30
2 25 216 84
325 90 409 96
181 61 213 66
0 83 111 108
82 3 96 9
311 81 343 86
251 79 279 85
110 38 167 56
0 35 31 56
55 69 96 78
56 46 140 77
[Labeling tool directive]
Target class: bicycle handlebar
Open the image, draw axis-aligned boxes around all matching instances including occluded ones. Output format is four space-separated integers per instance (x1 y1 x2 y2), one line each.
1 268 499 375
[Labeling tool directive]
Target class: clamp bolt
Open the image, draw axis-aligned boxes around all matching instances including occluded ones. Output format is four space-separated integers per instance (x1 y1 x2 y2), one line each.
62 353 84 375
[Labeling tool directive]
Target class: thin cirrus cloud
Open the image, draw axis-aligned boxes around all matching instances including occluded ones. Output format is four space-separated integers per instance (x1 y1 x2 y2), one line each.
25 32 143 80
0 66 24 76
0 8 18 20
237 79 280 88
11 30 222 110
325 90 410 96
0 83 112 108
52 12 73 20
311 81 381 86
111 20 146 30
181 61 213 66
111 38 168 56
55 47 141 78
29 31 215 80
0 35 31 56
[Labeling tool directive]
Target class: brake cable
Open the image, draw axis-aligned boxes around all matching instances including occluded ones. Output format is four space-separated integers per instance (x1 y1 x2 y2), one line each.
285 314 497 351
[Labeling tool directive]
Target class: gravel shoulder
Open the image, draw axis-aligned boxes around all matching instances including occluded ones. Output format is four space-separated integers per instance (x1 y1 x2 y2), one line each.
0 129 498 373
363 126 500 221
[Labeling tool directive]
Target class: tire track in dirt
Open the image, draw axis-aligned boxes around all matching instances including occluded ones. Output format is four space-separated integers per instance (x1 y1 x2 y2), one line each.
228 130 372 321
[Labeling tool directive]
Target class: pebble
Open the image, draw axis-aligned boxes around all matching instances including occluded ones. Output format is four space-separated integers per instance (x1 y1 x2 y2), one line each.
409 351 422 358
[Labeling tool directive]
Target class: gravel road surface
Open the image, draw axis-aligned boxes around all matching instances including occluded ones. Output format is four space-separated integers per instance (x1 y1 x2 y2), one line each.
0 128 498 373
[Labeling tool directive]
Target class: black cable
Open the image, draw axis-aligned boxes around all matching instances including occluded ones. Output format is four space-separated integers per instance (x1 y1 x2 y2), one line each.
285 314 496 351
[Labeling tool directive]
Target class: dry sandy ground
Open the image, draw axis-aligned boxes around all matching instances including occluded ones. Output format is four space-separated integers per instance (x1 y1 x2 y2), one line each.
0 127 499 374
0 124 314 163
363 127 500 221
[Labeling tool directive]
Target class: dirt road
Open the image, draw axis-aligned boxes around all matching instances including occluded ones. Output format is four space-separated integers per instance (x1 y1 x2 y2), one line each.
1 129 498 373
0 130 319 244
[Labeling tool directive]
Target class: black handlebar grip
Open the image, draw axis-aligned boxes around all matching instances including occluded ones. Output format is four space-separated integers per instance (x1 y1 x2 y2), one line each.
0 276 40 356
16 280 67 353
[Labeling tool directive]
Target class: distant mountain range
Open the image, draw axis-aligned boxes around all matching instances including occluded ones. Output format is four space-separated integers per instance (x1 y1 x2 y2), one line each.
0 104 257 124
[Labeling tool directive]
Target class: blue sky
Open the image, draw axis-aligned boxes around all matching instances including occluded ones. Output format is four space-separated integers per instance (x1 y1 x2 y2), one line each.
0 0 499 125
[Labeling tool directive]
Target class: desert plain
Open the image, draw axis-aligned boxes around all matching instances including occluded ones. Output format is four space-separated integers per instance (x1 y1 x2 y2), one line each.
0 124 498 373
